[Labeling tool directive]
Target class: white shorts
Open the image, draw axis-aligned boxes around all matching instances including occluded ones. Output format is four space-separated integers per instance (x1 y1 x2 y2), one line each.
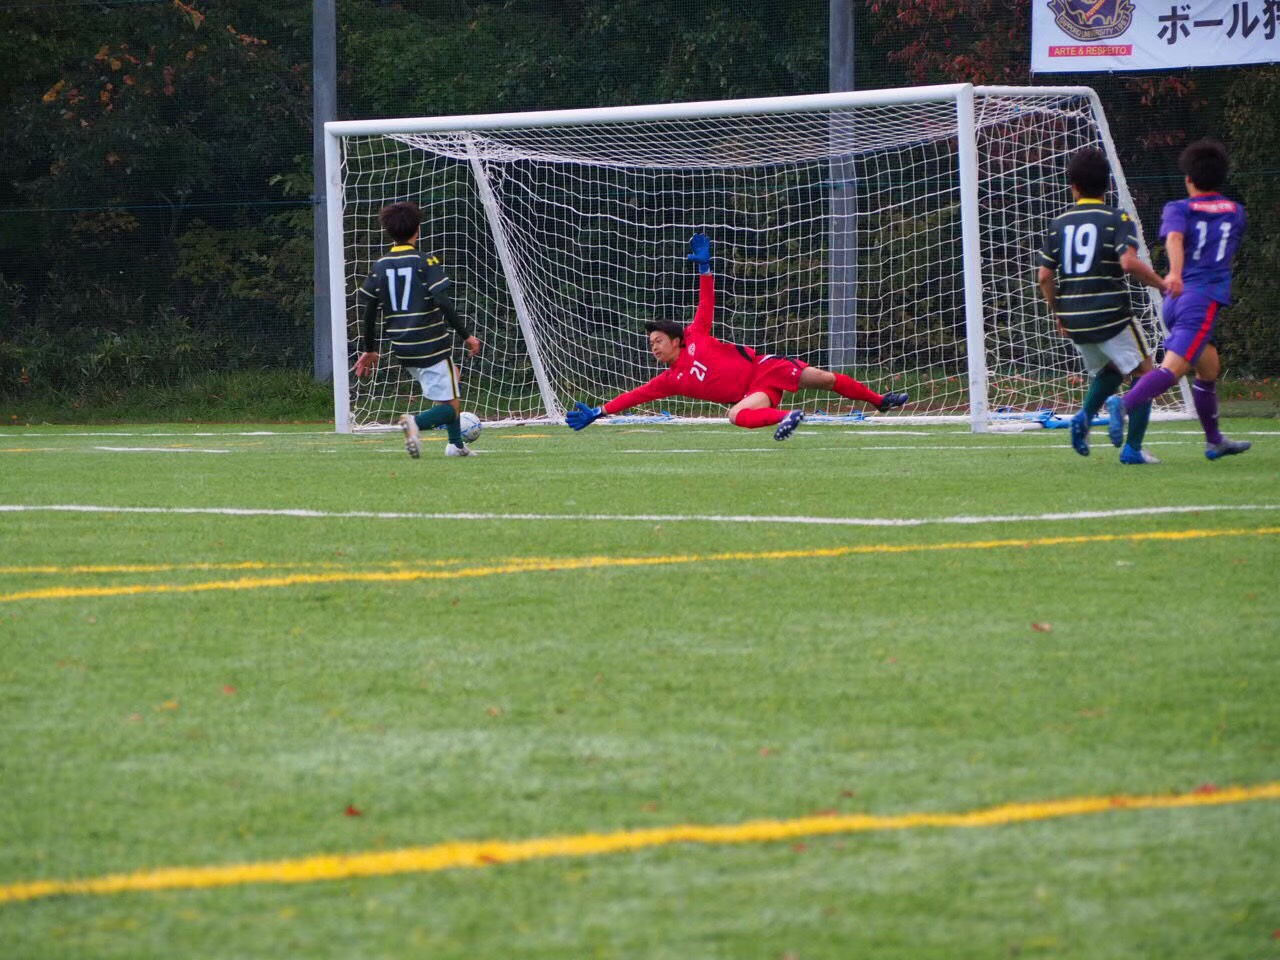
1073 323 1149 377
409 358 460 402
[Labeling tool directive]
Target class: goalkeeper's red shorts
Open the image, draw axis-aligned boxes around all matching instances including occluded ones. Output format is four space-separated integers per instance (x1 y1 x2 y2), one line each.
746 355 809 406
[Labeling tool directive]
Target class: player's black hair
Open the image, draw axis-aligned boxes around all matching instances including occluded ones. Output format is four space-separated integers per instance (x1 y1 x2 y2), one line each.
379 201 422 244
1066 147 1110 199
1178 139 1229 191
644 318 685 344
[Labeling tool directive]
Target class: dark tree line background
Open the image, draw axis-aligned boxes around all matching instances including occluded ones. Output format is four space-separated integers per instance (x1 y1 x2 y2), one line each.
1 0 1275 408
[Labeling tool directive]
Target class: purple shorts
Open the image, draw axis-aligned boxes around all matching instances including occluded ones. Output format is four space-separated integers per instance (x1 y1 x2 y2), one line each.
1162 290 1220 364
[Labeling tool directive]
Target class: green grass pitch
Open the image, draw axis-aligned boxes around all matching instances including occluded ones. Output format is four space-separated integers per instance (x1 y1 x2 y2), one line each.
1 419 1278 959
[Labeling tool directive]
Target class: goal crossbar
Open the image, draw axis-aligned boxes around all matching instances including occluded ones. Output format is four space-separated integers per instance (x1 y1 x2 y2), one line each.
325 85 982 138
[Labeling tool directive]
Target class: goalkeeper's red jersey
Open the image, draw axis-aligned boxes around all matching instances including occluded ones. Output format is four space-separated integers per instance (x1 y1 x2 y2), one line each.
603 273 758 413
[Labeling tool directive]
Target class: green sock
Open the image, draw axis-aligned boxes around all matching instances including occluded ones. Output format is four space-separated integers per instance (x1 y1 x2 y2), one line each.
445 415 463 446
1126 400 1152 450
414 404 458 443
1081 367 1124 420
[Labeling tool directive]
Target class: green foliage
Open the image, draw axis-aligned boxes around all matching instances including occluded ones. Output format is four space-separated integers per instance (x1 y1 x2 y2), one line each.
175 212 311 336
2 369 331 423
0 0 314 387
6 3 309 212
1 0 1278 397
339 0 827 118
1222 66 1280 377
3 310 223 398
1218 229 1280 378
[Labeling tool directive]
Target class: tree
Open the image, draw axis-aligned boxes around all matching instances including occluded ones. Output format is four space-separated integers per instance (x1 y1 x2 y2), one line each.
338 0 827 120
1221 66 1280 376
864 0 1032 86
0 1 315 394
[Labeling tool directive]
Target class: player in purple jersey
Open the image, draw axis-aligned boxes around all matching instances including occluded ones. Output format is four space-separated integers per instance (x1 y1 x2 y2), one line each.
1109 140 1252 462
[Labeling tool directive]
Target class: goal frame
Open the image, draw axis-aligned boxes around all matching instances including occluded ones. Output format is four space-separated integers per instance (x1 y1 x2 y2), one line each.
324 83 1190 434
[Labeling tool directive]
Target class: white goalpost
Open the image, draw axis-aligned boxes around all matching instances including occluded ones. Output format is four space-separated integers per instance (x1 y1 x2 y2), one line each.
324 83 1190 433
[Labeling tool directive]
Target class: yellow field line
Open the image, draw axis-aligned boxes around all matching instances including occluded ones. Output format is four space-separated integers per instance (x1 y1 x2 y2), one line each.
2 782 1276 904
0 558 466 576
1 526 1276 604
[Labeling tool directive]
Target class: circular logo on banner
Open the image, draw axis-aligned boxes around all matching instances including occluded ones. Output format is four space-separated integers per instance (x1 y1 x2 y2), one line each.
1047 0 1136 41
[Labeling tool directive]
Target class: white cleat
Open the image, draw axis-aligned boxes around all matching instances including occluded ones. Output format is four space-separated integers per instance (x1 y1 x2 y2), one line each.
399 414 421 459
445 442 472 457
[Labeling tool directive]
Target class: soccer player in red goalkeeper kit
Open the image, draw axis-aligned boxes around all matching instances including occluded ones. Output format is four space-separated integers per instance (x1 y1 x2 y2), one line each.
566 233 907 439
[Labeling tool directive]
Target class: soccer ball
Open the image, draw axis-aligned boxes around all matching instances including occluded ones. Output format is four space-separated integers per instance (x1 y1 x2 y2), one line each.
458 411 482 444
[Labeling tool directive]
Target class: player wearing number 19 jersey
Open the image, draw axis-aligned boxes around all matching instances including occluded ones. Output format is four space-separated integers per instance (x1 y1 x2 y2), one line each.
1037 147 1166 462
1038 195 1142 346
564 233 908 440
1118 139 1252 461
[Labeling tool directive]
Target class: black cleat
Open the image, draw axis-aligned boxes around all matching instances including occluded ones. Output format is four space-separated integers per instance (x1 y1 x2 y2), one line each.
1205 438 1251 461
773 410 805 441
877 391 909 413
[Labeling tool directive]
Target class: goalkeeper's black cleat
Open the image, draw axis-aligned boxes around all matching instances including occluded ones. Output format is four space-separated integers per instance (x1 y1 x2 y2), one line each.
773 410 805 441
877 391 909 413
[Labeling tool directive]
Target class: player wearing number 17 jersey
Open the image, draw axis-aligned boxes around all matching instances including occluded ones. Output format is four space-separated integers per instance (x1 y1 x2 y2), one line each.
1115 139 1251 461
353 201 482 459
565 233 907 440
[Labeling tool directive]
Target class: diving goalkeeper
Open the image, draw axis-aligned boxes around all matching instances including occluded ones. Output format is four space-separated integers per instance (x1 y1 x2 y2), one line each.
566 233 907 440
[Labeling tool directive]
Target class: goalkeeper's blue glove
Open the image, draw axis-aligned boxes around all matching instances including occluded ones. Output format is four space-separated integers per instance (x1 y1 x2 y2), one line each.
686 232 712 274
566 401 604 431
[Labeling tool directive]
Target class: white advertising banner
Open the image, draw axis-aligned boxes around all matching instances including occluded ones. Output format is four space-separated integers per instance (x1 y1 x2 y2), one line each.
1031 1 1280 73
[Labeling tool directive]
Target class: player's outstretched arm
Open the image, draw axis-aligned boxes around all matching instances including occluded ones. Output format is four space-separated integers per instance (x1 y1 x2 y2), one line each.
686 232 712 274
686 232 715 337
566 401 604 431
1119 247 1165 293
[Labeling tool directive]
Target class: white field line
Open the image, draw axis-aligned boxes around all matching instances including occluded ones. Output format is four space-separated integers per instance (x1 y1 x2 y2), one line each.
0 503 1277 528
93 447 232 454
625 445 1063 453
623 440 1196 453
8 431 329 438
623 448 780 454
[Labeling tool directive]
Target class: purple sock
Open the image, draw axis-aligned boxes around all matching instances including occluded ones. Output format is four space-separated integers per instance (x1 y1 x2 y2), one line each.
1124 367 1177 412
1192 378 1222 445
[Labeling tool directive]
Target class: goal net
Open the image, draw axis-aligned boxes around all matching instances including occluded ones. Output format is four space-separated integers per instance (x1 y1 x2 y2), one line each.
325 84 1188 432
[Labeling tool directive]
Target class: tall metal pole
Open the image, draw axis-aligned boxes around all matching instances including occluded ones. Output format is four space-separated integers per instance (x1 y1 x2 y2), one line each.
827 0 857 371
312 0 337 381
830 0 854 92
